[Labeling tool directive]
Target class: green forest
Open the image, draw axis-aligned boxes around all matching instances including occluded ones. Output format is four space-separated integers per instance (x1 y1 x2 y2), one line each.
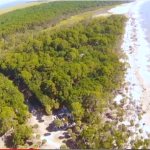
0 1 148 149
0 1 124 38
0 73 29 134
0 15 127 112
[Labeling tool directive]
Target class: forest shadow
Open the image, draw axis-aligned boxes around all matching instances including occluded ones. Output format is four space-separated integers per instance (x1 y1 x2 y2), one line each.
3 134 14 149
44 133 51 136
62 139 77 149
25 96 46 122
46 121 56 132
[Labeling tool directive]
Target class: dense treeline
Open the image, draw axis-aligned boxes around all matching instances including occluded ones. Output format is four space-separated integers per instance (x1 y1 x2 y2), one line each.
0 1 148 148
0 1 125 38
0 15 126 110
0 73 29 135
0 15 128 147
0 10 149 149
0 2 128 147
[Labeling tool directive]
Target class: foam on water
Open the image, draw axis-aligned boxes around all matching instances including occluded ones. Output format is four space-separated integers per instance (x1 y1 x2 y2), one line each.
110 0 150 136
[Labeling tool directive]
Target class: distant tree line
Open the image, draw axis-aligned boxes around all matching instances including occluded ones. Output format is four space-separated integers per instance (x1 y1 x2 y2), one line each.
0 1 126 38
0 1 146 149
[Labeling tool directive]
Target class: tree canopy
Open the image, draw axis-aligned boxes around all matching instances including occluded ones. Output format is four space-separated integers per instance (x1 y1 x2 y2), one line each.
13 125 32 146
0 1 125 38
0 15 127 110
0 73 29 134
0 1 146 149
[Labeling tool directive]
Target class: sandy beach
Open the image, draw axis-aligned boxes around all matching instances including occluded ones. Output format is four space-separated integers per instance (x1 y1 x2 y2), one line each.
29 1 150 147
1 0 150 149
109 0 150 139
0 0 54 15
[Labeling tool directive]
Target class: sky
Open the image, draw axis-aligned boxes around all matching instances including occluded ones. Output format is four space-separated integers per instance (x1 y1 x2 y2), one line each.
0 0 40 9
0 0 27 5
0 0 38 7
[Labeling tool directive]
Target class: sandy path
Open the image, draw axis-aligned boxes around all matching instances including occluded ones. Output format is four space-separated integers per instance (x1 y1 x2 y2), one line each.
1 0 150 149
0 112 65 149
28 114 65 149
0 138 8 149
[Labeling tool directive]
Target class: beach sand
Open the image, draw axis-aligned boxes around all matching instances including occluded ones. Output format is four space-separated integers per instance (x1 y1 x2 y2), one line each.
0 1 52 15
27 114 65 149
0 0 150 148
109 0 150 138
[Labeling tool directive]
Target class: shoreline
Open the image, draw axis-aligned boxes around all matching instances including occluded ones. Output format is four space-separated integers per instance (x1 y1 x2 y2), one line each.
0 1 51 15
0 0 150 149
0 2 132 149
109 0 150 140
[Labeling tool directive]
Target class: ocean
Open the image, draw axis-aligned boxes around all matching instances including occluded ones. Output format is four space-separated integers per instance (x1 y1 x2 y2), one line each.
0 0 37 9
139 0 150 42
109 0 150 135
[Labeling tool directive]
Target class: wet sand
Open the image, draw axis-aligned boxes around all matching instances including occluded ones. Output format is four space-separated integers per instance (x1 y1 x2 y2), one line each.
109 0 150 138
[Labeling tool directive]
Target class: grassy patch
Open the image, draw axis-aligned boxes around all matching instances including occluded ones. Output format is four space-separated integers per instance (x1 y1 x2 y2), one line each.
42 4 118 33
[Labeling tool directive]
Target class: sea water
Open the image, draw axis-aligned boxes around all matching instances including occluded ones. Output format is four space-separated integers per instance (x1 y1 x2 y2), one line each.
109 0 150 136
0 1 27 9
0 0 38 9
139 0 150 43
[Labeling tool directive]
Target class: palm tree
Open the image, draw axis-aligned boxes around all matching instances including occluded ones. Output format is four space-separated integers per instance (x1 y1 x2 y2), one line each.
36 134 41 139
67 129 72 137
55 119 62 129
24 143 29 149
71 133 76 142
33 144 38 149
42 139 47 146
135 123 140 132
37 141 42 148
33 124 39 132
139 129 143 134
60 144 69 149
